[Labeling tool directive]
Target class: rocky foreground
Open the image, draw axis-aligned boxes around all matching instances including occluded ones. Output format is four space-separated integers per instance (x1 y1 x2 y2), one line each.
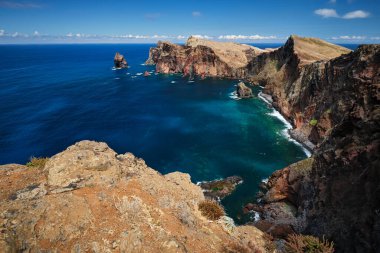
148 36 380 252
0 141 271 253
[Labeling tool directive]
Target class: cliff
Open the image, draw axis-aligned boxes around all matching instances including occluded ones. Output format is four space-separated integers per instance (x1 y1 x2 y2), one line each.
0 141 271 253
254 44 380 252
247 35 352 149
146 36 268 78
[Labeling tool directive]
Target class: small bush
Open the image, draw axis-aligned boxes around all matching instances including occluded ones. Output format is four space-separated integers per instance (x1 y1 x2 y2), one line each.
26 157 48 168
309 119 318 126
221 241 261 253
285 234 334 253
198 199 225 220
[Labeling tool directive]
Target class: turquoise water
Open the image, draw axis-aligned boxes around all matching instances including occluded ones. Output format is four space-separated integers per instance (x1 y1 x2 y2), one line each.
0 44 311 222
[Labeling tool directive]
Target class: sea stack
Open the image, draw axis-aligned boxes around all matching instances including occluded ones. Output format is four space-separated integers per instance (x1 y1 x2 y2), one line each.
236 82 253 98
114 52 127 68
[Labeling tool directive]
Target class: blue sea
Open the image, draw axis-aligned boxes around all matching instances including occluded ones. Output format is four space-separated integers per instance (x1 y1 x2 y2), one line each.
0 43 358 222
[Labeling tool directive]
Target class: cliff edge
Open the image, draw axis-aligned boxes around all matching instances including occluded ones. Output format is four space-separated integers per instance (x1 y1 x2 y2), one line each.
0 141 270 253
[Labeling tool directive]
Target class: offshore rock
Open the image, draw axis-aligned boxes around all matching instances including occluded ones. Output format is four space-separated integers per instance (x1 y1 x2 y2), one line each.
114 52 127 68
198 176 243 200
236 82 253 98
0 141 270 253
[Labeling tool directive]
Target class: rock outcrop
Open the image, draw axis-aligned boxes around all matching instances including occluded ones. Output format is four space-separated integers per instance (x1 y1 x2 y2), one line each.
0 141 271 252
114 52 127 68
198 176 243 200
252 44 380 252
146 36 269 78
236 82 253 98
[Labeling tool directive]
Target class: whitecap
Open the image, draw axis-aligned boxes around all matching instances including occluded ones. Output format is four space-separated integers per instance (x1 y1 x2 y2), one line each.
258 92 272 105
136 73 143 76
171 81 177 84
266 108 312 157
250 211 261 222
140 63 146 66
229 91 241 100
114 77 120 80
261 178 269 184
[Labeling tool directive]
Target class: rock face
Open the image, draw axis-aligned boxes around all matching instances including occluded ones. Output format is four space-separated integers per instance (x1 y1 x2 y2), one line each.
236 82 253 98
253 44 380 252
247 35 352 148
114 52 127 68
0 141 270 252
146 36 268 78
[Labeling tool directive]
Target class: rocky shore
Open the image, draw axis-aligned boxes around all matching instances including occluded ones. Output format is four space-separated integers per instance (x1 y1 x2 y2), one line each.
147 36 380 252
198 176 243 200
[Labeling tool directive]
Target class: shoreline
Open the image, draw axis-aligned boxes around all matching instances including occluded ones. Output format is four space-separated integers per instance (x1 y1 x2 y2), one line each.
258 91 312 157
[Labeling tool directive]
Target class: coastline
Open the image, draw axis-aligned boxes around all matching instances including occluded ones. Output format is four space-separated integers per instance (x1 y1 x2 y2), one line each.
258 91 312 157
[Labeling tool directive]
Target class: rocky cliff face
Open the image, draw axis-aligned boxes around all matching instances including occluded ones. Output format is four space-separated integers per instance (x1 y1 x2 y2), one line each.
247 35 352 148
254 45 380 252
0 141 270 253
146 36 268 78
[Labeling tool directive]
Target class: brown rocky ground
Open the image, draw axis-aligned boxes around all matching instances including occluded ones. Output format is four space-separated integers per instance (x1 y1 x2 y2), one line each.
0 141 272 253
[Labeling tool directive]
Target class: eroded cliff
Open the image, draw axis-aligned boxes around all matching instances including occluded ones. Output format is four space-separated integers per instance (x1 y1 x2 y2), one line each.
254 45 380 252
146 36 268 78
0 141 271 253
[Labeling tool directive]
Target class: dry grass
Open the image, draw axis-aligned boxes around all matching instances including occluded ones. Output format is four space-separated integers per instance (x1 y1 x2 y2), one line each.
285 234 334 253
26 157 48 168
221 241 262 253
198 199 225 220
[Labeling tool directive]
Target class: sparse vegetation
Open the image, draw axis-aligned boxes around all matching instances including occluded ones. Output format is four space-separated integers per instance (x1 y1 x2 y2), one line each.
221 241 262 253
309 119 318 126
285 234 334 253
198 199 225 220
326 108 332 114
26 157 48 168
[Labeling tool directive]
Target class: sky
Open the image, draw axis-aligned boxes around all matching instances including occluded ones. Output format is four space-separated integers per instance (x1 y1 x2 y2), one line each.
0 0 379 44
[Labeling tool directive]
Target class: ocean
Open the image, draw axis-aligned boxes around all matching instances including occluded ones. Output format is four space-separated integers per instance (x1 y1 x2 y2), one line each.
0 43 358 222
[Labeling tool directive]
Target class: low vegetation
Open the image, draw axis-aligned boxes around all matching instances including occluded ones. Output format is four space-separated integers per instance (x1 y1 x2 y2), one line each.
221 241 262 253
309 119 318 126
198 199 225 220
26 157 48 168
285 234 334 253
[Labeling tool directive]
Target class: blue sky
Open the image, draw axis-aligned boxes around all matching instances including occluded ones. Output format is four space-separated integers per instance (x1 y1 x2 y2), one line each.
0 0 379 44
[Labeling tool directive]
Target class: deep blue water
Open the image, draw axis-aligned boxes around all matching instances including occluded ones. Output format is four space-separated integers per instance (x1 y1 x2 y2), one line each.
0 43 358 222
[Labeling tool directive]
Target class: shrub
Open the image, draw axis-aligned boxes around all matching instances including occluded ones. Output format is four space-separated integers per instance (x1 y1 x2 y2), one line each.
26 157 48 168
285 234 334 253
198 199 225 220
309 119 318 126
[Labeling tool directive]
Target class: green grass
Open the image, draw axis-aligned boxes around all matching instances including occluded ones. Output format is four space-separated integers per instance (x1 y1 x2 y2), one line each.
309 119 318 126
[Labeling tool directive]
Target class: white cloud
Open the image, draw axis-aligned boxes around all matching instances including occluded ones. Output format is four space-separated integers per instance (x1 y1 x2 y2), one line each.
191 35 213 39
33 30 39 36
315 8 370 19
331 35 366 40
177 35 185 40
11 32 19 37
342 10 370 19
192 11 201 17
370 37 380 40
0 29 4 36
314 9 339 18
218 34 277 40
